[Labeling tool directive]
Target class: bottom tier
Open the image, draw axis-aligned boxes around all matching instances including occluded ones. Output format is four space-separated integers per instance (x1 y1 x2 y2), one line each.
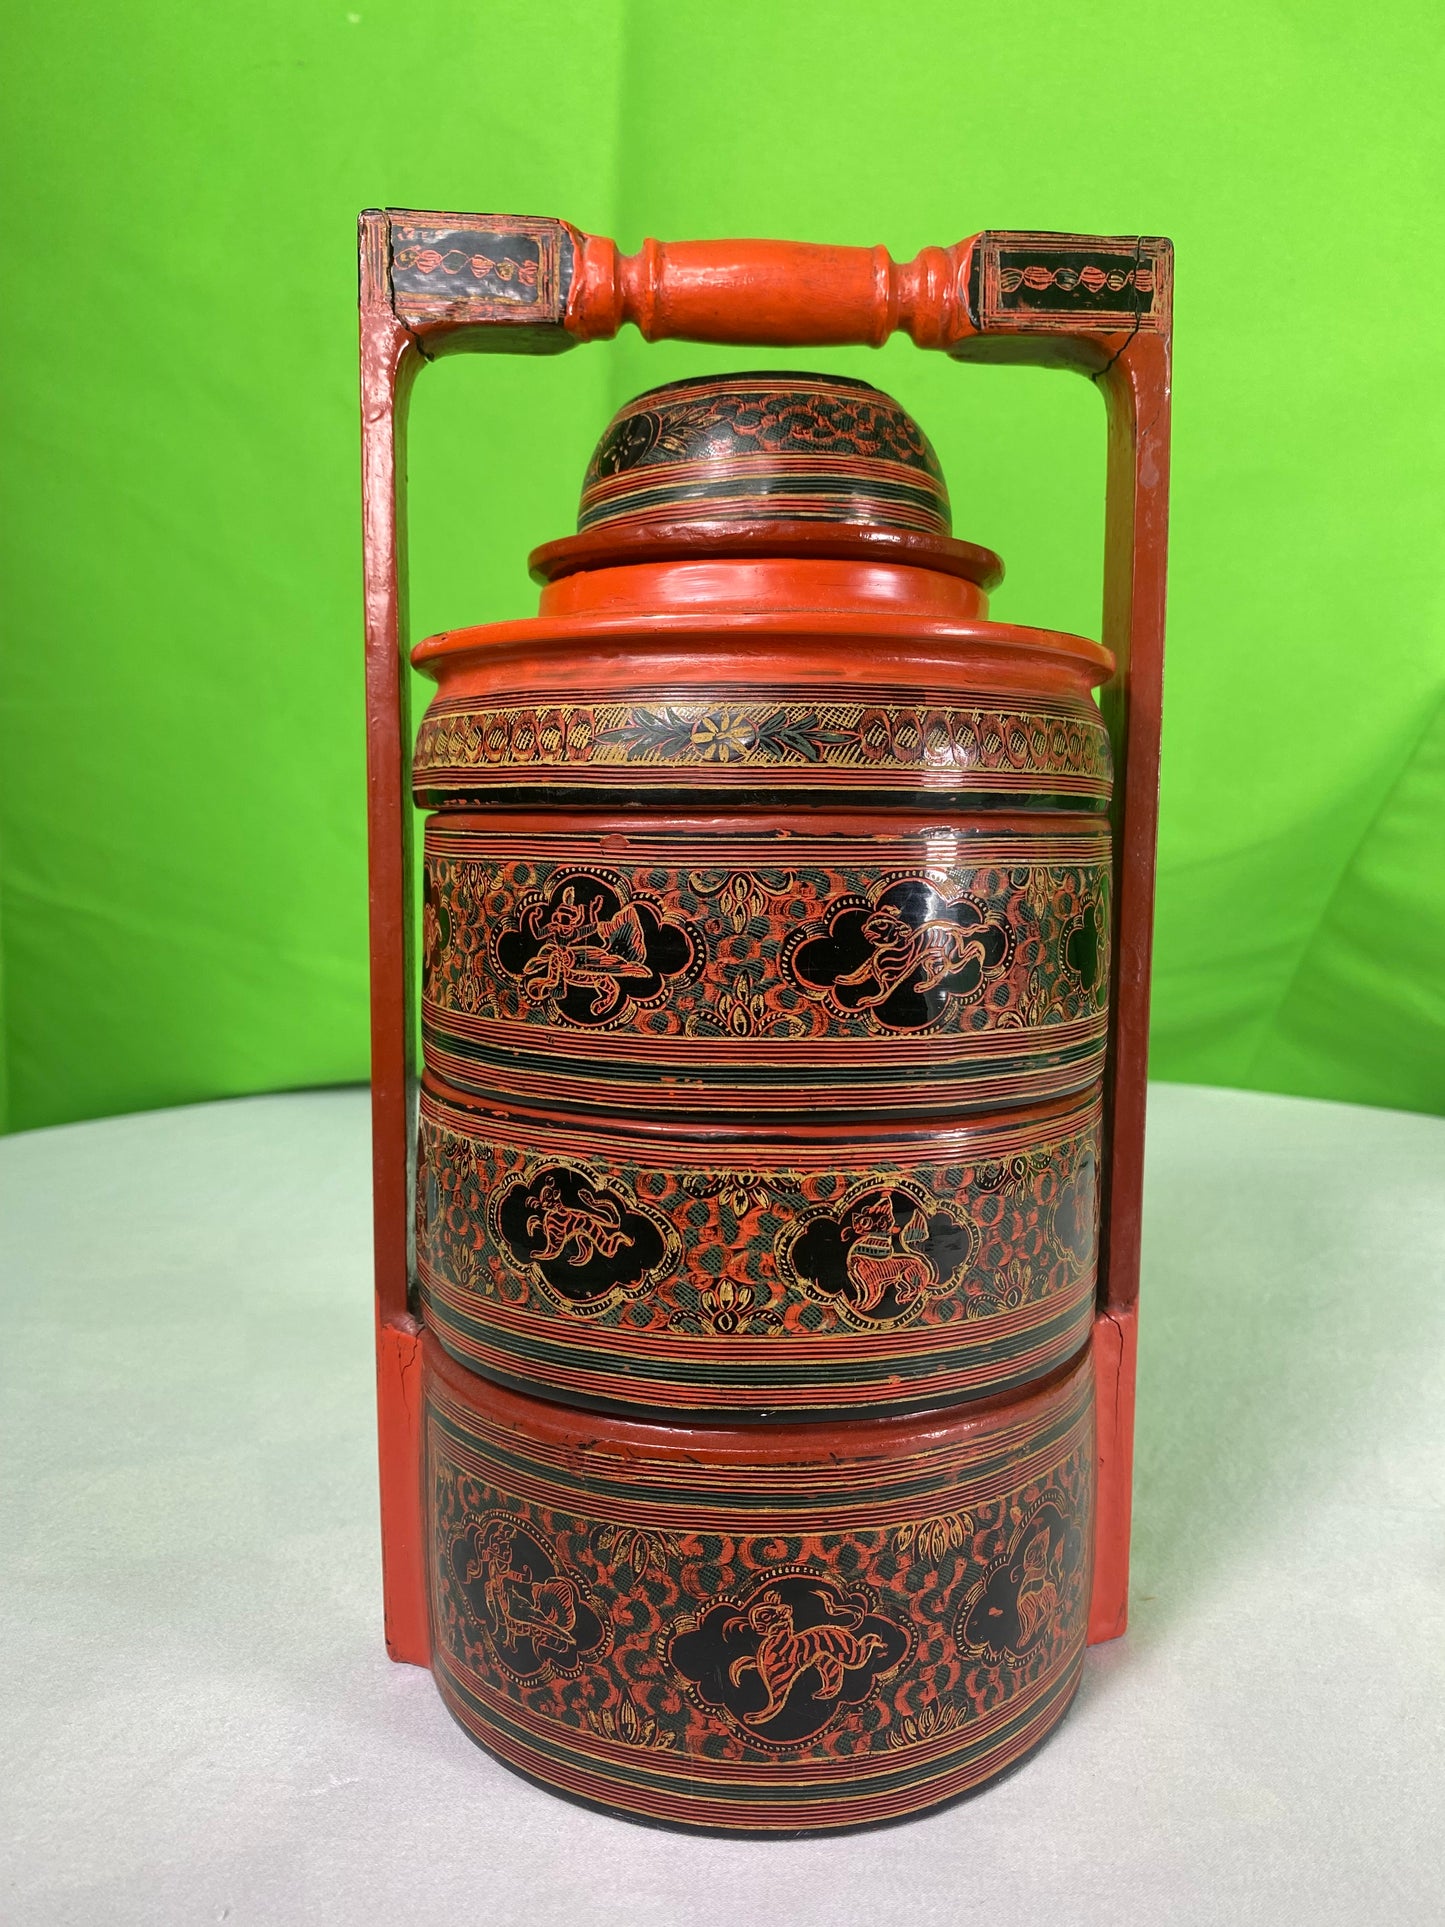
423 1336 1095 1834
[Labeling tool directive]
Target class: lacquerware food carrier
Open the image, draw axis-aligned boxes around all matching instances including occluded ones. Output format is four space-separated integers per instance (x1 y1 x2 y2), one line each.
357 212 1172 1833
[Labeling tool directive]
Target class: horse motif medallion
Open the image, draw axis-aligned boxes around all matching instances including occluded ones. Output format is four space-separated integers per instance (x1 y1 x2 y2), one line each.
447 1514 608 1684
526 1175 634 1266
1061 892 1107 993
727 1593 888 1724
491 869 698 1027
956 1498 1084 1665
490 1164 680 1314
777 1180 976 1329
785 877 1012 1031
668 1570 911 1749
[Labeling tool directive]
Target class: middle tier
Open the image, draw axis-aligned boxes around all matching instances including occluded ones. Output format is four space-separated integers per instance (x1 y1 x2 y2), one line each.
422 811 1110 1121
417 1086 1099 1421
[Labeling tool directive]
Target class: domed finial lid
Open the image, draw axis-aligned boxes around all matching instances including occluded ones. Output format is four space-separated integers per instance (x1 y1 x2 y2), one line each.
575 370 952 537
527 370 1002 591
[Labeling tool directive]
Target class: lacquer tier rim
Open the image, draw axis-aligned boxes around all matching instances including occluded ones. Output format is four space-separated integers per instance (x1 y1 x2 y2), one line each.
416 1077 1100 1148
420 1339 1099 1429
529 518 1005 590
423 1323 1092 1459
430 1669 1082 1838
413 611 1113 679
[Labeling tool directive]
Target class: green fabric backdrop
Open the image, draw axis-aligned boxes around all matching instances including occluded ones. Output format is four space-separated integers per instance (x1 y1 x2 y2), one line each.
1 1 1441 1133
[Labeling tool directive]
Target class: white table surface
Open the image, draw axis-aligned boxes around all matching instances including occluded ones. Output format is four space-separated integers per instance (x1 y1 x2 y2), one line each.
2 1083 1442 1927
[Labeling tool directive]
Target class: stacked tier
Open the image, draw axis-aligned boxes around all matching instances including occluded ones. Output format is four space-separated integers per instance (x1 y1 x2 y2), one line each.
410 374 1112 1832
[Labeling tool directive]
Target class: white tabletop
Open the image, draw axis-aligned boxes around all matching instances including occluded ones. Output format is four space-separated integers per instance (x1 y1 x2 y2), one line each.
2 1083 1442 1927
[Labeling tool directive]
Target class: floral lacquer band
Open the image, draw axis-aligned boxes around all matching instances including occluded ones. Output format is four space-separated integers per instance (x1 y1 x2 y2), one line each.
425 1338 1094 1833
422 823 1110 1120
413 683 1112 807
417 1087 1099 1417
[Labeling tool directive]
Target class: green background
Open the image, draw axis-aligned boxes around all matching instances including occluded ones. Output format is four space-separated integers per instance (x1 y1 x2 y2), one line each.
1 1 1441 1134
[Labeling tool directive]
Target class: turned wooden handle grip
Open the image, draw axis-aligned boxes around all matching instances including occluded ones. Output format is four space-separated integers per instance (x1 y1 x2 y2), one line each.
566 235 972 348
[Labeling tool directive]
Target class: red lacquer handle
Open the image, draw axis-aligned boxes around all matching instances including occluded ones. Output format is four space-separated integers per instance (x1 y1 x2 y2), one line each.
567 236 974 348
380 211 1170 363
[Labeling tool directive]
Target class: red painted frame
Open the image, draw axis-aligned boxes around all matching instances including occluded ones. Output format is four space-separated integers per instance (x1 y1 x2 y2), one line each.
358 213 1172 1664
